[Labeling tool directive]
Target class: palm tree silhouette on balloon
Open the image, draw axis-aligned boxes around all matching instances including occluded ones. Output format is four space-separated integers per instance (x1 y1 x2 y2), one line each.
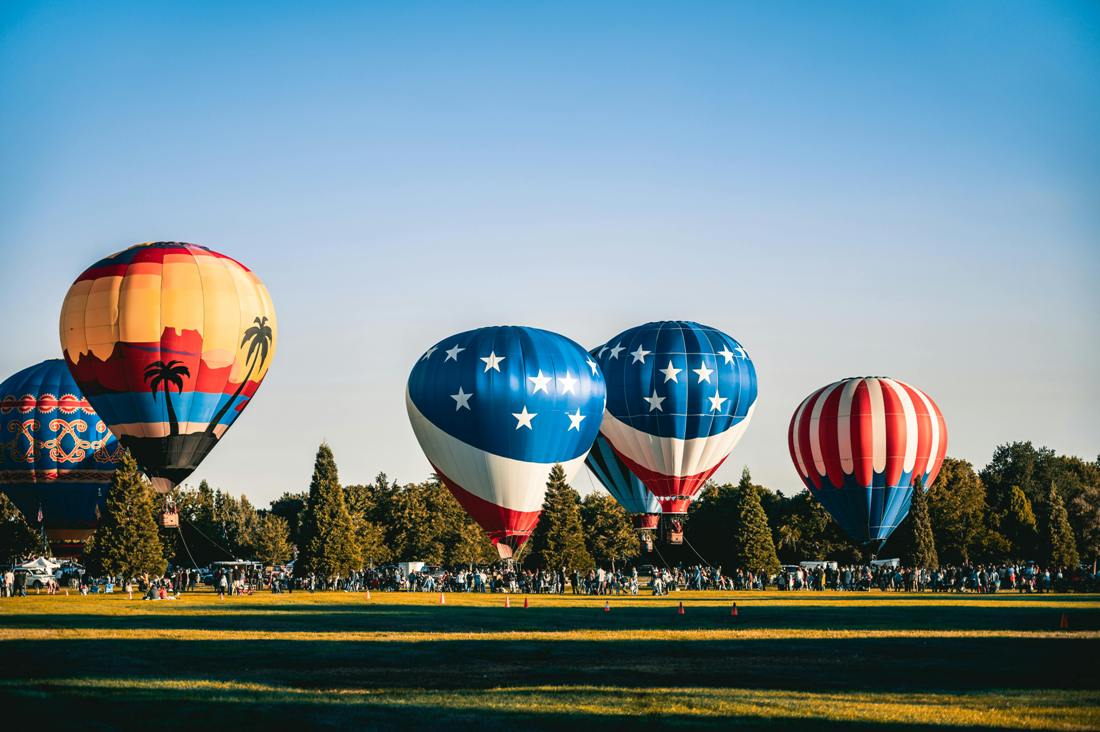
205 315 273 436
143 360 191 436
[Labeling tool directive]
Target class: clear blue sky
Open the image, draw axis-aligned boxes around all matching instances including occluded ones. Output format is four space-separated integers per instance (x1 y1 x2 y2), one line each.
2 2 1098 505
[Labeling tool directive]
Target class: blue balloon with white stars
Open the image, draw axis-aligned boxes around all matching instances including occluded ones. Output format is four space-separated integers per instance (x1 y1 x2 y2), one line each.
596 321 757 440
407 326 606 464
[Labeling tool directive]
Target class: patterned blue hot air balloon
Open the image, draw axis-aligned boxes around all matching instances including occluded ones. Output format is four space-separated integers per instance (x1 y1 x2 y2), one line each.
595 321 758 515
585 432 661 530
0 359 121 555
407 326 605 558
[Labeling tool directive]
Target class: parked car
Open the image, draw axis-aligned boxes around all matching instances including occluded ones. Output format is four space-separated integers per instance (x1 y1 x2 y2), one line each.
14 566 55 590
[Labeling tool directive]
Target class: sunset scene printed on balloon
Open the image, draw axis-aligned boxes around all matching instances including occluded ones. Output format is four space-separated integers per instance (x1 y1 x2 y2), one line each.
59 242 276 492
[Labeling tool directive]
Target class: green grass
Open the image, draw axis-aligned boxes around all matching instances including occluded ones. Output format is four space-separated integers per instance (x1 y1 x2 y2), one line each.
2 589 1098 730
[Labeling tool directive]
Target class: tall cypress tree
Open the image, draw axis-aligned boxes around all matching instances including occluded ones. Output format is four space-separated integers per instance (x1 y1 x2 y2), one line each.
527 464 593 570
730 469 780 575
0 493 37 563
296 443 360 579
906 477 939 569
1045 482 1079 569
85 449 166 579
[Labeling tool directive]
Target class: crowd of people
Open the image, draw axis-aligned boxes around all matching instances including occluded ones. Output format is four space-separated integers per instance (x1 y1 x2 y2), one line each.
3 560 1097 598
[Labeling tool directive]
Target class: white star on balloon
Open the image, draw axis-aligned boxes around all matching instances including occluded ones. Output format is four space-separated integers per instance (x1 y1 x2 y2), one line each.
421 346 438 361
597 345 609 359
608 343 624 359
557 371 578 395
659 360 681 383
630 345 651 364
643 389 665 412
451 387 473 411
693 361 714 383
708 390 727 412
734 345 747 359
444 344 465 362
586 359 598 376
512 406 537 430
566 408 585 431
717 347 735 365
528 370 552 394
481 352 505 372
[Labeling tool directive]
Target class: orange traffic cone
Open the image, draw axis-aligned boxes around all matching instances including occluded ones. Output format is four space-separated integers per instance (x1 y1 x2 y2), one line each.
678 601 685 615
604 600 610 612
730 602 738 617
365 588 371 600
505 595 511 608
1060 612 1069 630
439 592 446 605
523 596 529 609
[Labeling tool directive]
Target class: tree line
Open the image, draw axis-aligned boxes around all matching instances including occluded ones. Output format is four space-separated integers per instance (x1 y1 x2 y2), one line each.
0 440 1095 579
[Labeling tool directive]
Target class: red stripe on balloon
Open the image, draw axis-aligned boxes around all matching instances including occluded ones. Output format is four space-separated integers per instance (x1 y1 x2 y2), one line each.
609 446 725 512
851 379 874 488
880 380 906 488
431 463 541 549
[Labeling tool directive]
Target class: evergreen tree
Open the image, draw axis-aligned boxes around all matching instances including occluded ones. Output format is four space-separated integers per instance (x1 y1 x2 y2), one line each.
269 490 308 550
906 477 938 569
85 450 166 579
1004 485 1038 559
730 469 780 575
0 493 37 563
296 443 360 578
527 464 593 570
1045 482 1079 569
252 514 294 566
580 492 638 569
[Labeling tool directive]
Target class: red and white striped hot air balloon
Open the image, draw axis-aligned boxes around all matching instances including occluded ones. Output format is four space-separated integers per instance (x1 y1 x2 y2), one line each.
787 376 947 547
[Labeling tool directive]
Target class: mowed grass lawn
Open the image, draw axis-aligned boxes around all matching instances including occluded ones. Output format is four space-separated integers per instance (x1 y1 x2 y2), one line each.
1 589 1099 730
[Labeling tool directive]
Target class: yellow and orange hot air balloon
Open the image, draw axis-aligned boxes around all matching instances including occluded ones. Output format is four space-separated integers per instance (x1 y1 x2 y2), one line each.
60 242 276 494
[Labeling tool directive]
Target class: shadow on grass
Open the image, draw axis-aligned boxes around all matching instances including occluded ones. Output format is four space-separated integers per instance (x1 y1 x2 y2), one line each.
1 636 1095 693
3 602 1099 634
0 683 1036 732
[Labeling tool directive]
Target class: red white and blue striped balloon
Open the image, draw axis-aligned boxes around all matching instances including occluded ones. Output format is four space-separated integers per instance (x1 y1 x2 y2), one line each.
595 321 758 515
787 376 947 546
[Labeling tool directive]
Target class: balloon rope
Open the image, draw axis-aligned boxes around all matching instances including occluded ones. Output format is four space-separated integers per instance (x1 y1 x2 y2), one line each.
176 523 201 571
651 541 672 571
179 516 236 559
682 534 713 568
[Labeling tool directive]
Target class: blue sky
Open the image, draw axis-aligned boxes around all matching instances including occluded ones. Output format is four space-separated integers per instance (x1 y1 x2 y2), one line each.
1 2 1097 505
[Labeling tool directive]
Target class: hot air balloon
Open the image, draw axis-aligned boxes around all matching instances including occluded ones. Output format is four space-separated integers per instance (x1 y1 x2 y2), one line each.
595 321 758 518
0 359 122 557
59 242 276 499
787 376 947 549
407 326 605 559
586 434 661 530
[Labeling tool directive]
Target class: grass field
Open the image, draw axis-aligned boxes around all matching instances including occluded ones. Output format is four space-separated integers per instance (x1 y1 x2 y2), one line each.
1 589 1098 730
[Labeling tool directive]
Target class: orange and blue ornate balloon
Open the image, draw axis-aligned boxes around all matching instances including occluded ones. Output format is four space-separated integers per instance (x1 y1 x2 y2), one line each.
0 359 122 550
59 242 277 492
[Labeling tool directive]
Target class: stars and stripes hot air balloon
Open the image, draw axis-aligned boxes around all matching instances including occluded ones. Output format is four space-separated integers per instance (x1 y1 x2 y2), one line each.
585 432 662 530
787 376 947 549
0 359 122 557
59 242 276 498
407 326 606 559
595 321 758 517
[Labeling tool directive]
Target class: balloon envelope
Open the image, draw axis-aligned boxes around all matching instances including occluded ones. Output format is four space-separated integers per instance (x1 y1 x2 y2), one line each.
787 376 947 547
595 321 757 514
585 432 661 529
407 325 605 558
60 242 277 492
0 359 121 551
